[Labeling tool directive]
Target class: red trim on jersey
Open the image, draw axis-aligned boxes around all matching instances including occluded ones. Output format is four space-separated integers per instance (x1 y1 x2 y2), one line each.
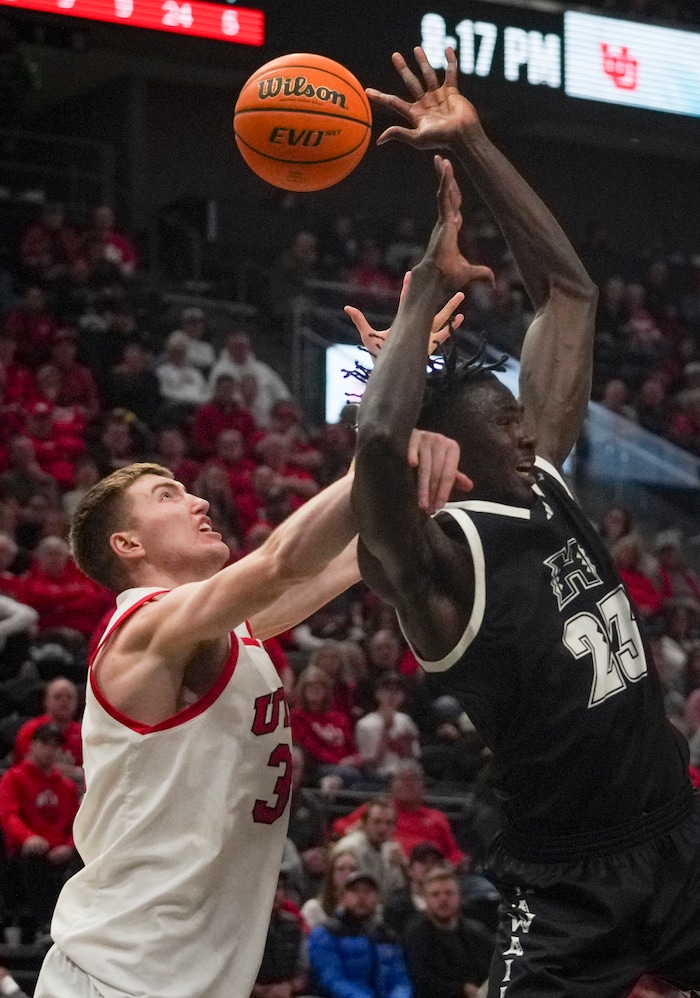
242 620 262 647
88 589 240 735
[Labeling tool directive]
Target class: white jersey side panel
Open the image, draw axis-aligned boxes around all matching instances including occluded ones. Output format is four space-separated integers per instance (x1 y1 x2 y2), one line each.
50 588 291 998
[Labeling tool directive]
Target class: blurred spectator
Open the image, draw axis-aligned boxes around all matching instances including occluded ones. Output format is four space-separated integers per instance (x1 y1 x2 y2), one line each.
309 641 358 720
13 676 83 784
0 722 79 942
354 674 421 784
597 504 633 549
383 841 446 934
262 399 322 475
0 330 36 408
348 237 400 310
24 401 85 490
0 435 59 505
2 286 57 368
384 216 426 277
313 421 356 488
18 203 82 287
107 342 161 428
62 454 101 519
401 866 493 998
600 378 637 420
651 529 700 615
334 799 406 899
155 330 209 425
288 745 329 898
0 593 38 683
0 532 26 600
333 762 467 872
48 327 100 422
301 846 360 932
177 306 215 375
635 377 671 437
95 409 149 473
209 428 255 496
269 230 319 321
610 534 663 621
355 629 407 714
83 204 138 280
21 535 111 640
234 463 298 536
252 871 309 998
209 329 291 428
290 666 359 788
191 372 256 457
319 212 358 280
658 603 697 694
419 695 487 789
152 425 200 492
256 434 319 503
308 870 412 998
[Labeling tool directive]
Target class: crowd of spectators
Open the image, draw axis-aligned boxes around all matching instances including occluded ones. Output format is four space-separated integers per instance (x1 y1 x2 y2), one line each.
0 180 699 997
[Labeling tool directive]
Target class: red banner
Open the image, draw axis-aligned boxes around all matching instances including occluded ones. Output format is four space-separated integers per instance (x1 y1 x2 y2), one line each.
0 0 264 45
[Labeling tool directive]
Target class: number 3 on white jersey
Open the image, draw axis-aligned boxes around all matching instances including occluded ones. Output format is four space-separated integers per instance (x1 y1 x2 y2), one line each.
563 585 648 707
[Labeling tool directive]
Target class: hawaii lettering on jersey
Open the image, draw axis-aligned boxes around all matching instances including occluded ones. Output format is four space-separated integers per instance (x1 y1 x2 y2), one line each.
251 688 291 825
545 537 647 707
499 894 536 998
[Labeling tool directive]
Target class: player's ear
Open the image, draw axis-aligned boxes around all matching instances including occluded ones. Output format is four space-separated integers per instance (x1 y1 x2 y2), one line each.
110 531 144 561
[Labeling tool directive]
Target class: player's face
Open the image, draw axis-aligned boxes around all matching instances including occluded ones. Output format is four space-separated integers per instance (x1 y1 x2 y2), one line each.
122 474 229 580
453 378 537 506
424 878 461 923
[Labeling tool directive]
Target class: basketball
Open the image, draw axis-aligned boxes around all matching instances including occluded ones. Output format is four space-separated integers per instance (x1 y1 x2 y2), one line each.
233 53 372 192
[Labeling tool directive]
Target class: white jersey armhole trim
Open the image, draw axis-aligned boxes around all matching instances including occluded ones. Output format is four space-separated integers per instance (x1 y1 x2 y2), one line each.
534 456 574 499
401 507 486 674
445 499 530 519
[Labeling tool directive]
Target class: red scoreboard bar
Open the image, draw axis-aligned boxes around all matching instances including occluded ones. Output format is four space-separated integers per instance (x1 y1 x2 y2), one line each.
0 0 264 44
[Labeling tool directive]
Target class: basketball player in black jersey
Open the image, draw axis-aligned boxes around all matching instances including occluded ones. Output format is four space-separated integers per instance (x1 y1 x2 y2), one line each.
351 47 700 998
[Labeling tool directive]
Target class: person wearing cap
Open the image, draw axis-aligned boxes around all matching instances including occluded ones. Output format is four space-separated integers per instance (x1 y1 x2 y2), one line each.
402 866 493 998
0 722 79 942
308 869 412 998
383 841 446 933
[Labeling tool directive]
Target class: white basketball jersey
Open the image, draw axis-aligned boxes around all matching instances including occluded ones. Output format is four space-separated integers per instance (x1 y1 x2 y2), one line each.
51 587 292 998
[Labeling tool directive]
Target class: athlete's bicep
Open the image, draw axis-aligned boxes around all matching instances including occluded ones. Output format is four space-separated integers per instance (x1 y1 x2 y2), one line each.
358 515 476 663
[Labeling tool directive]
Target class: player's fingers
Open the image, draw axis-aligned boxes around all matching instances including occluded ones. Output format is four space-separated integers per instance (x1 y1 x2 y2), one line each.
398 270 412 304
444 46 459 87
468 264 496 286
391 50 426 100
415 437 433 510
434 291 465 331
428 437 461 510
376 124 423 147
455 470 474 493
413 47 440 91
366 89 416 123
450 312 465 332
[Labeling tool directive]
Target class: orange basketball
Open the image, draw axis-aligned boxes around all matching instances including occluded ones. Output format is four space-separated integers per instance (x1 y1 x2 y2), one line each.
233 53 372 192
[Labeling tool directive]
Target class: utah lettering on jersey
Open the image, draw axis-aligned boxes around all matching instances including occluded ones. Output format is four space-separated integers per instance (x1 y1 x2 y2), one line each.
251 688 292 825
544 537 603 610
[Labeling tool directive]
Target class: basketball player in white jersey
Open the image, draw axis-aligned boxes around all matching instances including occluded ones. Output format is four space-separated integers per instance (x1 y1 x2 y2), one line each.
32 406 470 992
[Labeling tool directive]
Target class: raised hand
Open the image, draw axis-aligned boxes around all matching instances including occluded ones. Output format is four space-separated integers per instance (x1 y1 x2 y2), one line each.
367 46 479 149
408 428 473 512
344 270 466 358
426 156 495 291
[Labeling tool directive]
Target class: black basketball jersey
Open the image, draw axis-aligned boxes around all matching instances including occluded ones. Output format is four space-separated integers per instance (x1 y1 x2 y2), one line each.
409 458 690 847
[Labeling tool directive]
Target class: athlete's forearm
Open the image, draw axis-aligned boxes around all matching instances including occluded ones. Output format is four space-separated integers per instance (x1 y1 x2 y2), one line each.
452 124 595 308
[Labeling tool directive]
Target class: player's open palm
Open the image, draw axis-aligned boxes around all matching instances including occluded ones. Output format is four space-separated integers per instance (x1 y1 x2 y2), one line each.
367 46 479 149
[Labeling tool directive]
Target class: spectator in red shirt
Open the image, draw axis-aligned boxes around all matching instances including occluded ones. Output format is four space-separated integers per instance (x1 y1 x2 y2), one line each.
21 535 112 640
333 761 466 870
0 532 25 600
2 286 58 368
0 722 80 941
190 372 256 458
290 665 359 787
0 435 60 506
24 400 86 490
209 428 256 496
255 433 319 502
0 330 36 407
83 204 137 279
48 327 100 422
310 640 358 720
611 533 664 621
152 426 200 492
13 677 83 782
18 203 83 286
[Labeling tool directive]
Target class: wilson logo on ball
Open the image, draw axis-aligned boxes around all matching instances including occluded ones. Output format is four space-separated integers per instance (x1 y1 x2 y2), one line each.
257 75 347 108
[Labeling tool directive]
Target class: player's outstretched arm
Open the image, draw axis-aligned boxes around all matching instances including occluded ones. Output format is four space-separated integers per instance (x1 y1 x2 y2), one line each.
352 159 478 662
369 46 598 469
